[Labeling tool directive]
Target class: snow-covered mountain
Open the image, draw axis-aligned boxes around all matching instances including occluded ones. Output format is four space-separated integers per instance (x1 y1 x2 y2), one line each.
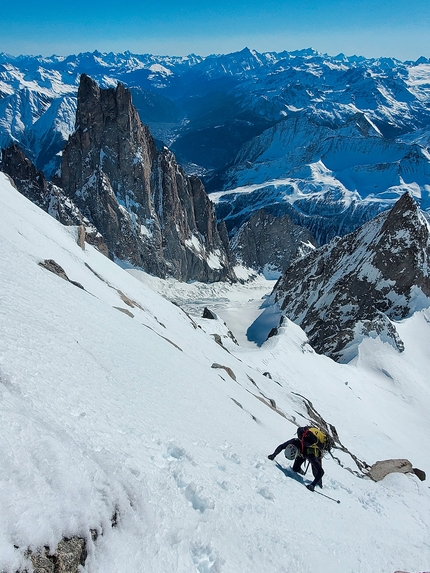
268 192 430 362
2 47 430 255
1 48 430 174
211 112 430 244
1 157 430 571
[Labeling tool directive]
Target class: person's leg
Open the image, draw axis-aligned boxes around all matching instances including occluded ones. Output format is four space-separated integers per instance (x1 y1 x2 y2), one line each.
292 455 305 474
309 456 324 487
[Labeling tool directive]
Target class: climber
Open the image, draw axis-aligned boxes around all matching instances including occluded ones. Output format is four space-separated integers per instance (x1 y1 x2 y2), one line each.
268 426 327 491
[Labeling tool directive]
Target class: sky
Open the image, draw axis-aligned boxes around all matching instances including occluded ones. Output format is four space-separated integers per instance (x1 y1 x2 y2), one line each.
0 0 429 61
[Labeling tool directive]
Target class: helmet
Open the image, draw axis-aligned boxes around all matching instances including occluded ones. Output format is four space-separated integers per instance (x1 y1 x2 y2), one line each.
284 443 299 460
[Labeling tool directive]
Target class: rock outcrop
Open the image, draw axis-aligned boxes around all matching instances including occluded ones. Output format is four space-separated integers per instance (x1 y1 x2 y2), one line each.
271 192 430 361
39 259 85 290
28 537 87 573
367 459 426 482
59 74 235 281
232 209 317 277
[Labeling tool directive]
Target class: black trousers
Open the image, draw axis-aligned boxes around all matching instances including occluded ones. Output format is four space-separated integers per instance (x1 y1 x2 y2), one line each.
293 454 323 486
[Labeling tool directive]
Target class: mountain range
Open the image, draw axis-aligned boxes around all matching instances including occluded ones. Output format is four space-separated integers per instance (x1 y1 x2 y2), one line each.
1 48 430 251
2 47 430 572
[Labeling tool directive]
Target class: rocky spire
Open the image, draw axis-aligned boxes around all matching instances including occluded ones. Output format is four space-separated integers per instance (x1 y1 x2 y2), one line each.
60 74 235 281
271 192 430 361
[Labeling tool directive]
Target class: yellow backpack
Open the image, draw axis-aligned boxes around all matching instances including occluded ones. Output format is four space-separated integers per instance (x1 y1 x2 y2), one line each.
308 427 327 445
298 426 333 456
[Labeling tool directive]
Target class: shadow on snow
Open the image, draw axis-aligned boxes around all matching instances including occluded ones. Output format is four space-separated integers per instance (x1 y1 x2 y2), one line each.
275 462 306 485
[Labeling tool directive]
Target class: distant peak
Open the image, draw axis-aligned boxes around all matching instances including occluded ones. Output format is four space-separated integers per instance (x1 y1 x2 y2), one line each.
386 190 417 217
290 47 320 58
415 56 430 65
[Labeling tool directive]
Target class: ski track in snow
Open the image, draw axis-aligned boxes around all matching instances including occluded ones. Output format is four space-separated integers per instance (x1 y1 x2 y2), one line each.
1 172 430 573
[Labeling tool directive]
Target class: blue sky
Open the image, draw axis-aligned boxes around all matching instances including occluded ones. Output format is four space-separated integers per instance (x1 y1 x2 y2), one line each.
1 0 429 60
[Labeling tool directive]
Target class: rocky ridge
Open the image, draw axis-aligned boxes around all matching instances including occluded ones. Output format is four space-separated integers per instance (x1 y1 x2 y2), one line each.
58 75 235 281
1 143 82 224
0 76 235 281
0 143 108 254
270 192 430 361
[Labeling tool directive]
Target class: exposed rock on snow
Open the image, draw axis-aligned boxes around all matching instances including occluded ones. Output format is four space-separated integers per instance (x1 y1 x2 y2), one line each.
412 467 426 481
199 308 240 346
202 307 217 319
29 537 87 573
59 74 235 282
367 459 414 482
113 306 134 318
77 225 86 250
39 259 85 290
232 209 317 277
271 192 430 361
211 363 237 381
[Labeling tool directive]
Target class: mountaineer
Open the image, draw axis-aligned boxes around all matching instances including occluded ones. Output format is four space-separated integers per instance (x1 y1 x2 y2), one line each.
268 426 332 491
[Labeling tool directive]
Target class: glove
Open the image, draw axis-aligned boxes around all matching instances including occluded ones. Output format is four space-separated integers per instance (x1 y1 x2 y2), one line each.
306 484 315 492
268 454 275 460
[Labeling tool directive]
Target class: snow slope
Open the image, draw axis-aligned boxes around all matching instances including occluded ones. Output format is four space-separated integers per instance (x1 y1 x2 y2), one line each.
1 173 430 573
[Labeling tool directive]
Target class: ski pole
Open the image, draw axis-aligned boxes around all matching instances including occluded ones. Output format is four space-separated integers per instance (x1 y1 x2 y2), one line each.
314 490 341 504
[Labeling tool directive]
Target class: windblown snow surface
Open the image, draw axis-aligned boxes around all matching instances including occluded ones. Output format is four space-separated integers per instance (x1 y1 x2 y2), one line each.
1 172 430 573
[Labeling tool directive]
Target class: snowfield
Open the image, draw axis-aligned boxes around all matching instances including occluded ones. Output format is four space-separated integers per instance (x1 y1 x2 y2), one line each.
1 172 430 573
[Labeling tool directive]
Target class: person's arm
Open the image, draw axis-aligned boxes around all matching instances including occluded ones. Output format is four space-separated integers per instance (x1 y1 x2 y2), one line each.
268 439 294 460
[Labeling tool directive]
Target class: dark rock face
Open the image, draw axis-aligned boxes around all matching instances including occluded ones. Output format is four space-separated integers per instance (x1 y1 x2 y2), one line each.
1 143 50 208
0 143 107 254
60 74 235 281
203 307 217 319
412 467 426 481
39 259 85 290
232 209 317 277
272 193 430 361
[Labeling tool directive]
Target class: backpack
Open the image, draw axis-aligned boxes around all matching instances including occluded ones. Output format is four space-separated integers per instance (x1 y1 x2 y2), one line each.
297 426 334 456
